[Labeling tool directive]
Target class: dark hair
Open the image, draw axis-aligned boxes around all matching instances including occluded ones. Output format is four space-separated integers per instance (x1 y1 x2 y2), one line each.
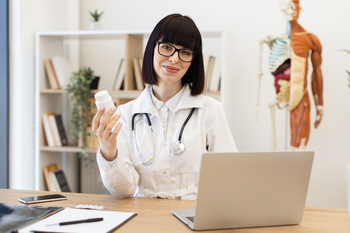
142 14 205 96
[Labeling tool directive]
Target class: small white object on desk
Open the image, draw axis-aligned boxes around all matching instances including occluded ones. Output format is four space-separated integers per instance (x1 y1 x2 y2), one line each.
74 204 106 210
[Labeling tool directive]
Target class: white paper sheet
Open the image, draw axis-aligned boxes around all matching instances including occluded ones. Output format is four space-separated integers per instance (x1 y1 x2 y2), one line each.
19 207 136 233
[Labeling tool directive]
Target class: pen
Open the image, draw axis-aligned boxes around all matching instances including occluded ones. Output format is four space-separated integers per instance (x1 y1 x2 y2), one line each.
30 231 76 233
45 217 104 227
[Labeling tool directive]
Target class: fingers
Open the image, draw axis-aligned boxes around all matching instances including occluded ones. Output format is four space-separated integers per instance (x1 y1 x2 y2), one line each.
92 107 121 139
110 122 123 139
315 119 321 128
94 107 116 135
314 120 321 128
102 113 121 139
92 107 105 134
100 107 117 129
314 114 322 128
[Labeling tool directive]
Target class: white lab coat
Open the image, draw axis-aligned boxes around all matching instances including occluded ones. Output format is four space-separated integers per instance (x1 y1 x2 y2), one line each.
97 85 237 199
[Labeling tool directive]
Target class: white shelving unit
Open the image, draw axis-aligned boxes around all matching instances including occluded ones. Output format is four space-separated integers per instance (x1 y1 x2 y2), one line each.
34 30 231 193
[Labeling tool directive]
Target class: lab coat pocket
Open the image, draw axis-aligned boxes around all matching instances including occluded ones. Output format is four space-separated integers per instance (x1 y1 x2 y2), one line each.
188 172 199 195
181 121 205 171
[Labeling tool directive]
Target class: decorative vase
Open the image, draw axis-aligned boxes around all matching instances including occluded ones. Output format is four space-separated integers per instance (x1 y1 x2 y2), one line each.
90 21 98 30
89 76 100 90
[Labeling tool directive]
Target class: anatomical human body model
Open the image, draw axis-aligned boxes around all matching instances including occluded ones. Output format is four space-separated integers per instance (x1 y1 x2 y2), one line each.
257 0 323 150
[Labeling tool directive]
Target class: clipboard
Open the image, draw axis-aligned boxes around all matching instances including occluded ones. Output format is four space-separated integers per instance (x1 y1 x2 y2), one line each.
19 207 137 233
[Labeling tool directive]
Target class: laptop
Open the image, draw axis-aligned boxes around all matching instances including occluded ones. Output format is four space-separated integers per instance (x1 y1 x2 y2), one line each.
172 151 314 230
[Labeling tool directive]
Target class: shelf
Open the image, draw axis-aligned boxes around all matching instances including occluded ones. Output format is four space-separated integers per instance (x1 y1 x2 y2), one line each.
36 30 223 39
35 29 228 193
40 89 67 94
37 30 151 40
40 89 220 99
40 145 97 153
40 89 143 99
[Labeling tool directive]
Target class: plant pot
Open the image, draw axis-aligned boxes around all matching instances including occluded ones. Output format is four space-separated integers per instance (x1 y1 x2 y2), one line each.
90 21 98 30
90 76 100 90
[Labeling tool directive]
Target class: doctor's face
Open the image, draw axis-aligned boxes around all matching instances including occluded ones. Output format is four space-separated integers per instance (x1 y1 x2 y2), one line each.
153 42 192 86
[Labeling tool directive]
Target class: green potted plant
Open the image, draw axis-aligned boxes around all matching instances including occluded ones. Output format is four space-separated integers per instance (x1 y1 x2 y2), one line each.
89 9 104 30
66 67 97 167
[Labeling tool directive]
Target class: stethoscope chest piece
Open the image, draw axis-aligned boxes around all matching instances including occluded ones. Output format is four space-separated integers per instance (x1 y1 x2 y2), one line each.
132 108 195 165
171 141 185 155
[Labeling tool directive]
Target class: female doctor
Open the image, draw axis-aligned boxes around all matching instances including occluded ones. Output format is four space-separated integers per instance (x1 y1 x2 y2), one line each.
92 14 237 200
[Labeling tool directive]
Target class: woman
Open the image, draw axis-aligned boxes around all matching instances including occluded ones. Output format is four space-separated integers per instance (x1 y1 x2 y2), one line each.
92 14 237 200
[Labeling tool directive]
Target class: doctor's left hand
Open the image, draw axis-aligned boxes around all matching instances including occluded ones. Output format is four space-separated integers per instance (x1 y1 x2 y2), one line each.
92 106 122 161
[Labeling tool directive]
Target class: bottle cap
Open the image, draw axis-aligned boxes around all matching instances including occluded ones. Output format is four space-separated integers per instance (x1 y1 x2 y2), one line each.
94 90 110 103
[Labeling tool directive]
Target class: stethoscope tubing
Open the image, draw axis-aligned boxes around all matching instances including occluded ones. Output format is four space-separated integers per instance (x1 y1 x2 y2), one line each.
131 108 196 165
177 108 195 141
132 113 155 165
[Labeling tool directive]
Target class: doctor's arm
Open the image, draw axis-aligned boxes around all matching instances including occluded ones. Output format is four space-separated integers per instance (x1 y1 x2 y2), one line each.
206 103 238 152
92 106 122 161
93 107 140 198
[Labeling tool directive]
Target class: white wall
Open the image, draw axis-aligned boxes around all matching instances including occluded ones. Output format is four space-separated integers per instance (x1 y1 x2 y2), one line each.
10 0 350 209
78 0 350 208
9 0 78 190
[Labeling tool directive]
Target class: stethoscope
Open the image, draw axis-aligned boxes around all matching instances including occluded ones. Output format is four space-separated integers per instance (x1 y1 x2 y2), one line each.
131 108 196 166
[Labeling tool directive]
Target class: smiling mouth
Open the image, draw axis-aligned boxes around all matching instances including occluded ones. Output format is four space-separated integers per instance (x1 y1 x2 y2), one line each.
163 65 180 73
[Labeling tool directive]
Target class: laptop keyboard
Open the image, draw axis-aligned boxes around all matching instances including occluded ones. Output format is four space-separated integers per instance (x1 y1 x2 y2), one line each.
186 216 195 222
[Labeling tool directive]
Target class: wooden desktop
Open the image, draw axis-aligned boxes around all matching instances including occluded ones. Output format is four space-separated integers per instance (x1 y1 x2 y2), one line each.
1 189 350 232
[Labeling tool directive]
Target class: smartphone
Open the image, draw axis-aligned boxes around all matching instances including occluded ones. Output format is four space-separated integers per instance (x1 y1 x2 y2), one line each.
18 194 67 204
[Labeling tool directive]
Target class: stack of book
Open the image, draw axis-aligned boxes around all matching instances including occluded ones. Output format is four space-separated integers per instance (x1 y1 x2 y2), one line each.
113 58 126 90
111 56 220 92
132 57 145 91
43 164 70 192
44 56 72 89
113 57 145 91
42 113 68 147
203 55 221 92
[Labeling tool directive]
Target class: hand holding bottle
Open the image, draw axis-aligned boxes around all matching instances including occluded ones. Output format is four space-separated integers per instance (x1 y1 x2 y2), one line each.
92 91 122 161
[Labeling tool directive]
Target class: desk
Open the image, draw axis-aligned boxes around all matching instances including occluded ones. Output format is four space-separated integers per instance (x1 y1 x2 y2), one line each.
1 189 350 232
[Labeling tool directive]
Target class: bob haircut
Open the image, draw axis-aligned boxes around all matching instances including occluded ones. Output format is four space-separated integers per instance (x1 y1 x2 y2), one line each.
142 14 205 96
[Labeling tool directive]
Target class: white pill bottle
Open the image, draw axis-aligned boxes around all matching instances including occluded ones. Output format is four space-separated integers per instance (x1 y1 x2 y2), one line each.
94 90 117 119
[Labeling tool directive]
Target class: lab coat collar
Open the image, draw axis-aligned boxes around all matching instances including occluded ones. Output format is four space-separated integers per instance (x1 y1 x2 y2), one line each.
132 84 203 116
151 85 185 113
174 84 203 112
132 85 156 116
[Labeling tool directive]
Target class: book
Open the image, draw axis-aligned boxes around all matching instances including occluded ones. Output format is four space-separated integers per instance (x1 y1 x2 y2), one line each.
48 114 62 147
50 171 61 192
138 57 147 88
138 57 143 71
54 114 68 146
49 59 60 89
19 207 137 233
208 57 221 91
204 56 215 90
132 57 144 90
113 58 126 90
203 55 214 90
42 112 56 147
203 55 210 77
43 164 59 191
44 59 59 89
51 56 72 88
206 56 215 90
50 170 70 192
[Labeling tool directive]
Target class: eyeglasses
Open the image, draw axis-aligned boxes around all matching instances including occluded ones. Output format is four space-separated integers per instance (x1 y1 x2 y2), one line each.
156 42 196 62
